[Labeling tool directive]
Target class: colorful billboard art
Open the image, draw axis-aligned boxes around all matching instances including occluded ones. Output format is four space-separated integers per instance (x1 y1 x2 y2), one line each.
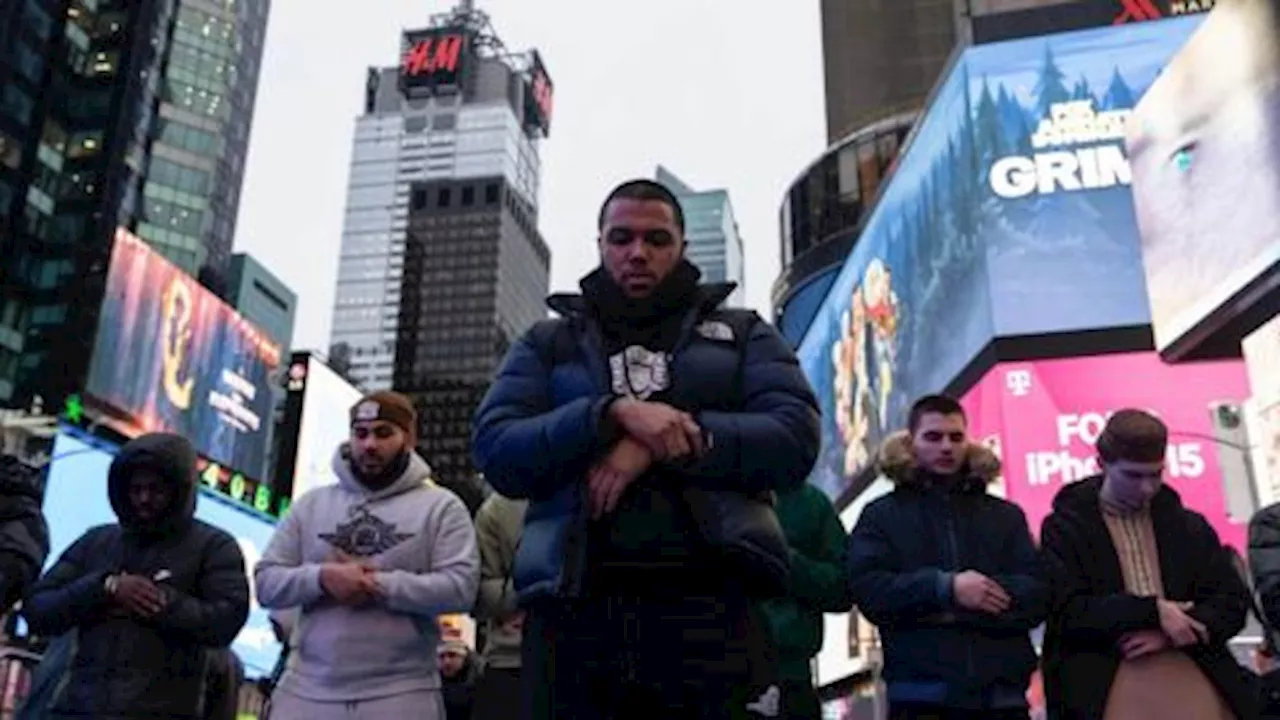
1128 0 1280 357
797 17 1202 498
85 228 283 478
959 352 1252 549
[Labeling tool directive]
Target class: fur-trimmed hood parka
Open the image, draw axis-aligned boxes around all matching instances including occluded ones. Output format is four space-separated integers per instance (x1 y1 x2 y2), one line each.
876 430 1001 490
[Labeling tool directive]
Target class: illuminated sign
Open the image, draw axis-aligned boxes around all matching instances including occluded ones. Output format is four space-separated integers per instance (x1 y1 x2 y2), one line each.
959 351 1251 548
1115 0 1215 23
523 51 554 136
274 352 362 502
196 454 289 519
399 28 470 92
85 228 281 479
989 99 1132 199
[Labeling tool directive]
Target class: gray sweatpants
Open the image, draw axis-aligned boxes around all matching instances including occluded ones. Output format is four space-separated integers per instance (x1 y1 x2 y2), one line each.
268 688 445 720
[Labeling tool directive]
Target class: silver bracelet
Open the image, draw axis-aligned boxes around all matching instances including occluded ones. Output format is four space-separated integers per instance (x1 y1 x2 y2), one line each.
103 574 120 595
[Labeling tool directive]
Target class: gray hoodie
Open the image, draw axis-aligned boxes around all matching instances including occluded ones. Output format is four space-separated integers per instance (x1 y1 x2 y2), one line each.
254 447 479 702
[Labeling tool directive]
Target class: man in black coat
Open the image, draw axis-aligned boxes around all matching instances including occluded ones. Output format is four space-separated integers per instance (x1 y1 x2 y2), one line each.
848 395 1046 720
1040 409 1256 720
0 454 50 608
24 433 250 720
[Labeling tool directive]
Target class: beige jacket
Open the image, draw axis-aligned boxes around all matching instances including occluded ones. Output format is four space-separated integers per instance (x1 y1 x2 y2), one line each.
474 494 528 670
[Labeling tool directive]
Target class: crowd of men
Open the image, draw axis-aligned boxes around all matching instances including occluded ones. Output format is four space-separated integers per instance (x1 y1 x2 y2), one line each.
0 178 1277 719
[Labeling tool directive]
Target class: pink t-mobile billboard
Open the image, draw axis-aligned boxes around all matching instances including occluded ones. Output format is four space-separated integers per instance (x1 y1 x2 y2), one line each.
960 352 1252 549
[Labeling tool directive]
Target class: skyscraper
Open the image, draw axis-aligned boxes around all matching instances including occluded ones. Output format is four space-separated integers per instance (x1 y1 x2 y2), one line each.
0 0 270 410
820 0 1075 144
328 2 552 488
655 166 745 306
138 0 269 276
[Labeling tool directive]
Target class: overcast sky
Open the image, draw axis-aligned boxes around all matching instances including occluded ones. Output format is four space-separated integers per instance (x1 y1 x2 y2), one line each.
234 0 826 352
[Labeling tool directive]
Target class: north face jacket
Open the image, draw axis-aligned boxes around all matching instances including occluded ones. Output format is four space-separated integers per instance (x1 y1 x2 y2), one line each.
24 433 250 720
471 276 820 604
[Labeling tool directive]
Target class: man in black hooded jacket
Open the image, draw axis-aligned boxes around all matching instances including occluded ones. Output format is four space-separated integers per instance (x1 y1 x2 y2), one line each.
0 454 50 608
24 432 250 720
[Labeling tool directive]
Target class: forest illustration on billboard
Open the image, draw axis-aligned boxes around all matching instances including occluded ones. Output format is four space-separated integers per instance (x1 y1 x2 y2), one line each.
798 16 1202 500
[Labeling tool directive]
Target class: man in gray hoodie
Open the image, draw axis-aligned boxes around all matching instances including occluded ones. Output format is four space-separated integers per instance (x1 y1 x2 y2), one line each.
255 391 480 720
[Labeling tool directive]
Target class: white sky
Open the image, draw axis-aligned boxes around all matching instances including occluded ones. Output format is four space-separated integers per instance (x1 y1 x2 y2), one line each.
234 0 826 352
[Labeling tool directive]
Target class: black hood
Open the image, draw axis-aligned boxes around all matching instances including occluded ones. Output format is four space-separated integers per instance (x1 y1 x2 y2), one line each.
1049 474 1184 518
107 432 198 536
547 260 737 321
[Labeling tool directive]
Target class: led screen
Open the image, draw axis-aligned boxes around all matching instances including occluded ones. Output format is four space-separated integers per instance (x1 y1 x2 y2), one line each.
799 17 1203 497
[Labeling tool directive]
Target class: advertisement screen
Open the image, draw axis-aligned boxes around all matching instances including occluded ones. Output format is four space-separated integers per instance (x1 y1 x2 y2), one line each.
31 431 283 677
85 229 282 478
1128 0 1280 356
287 356 362 500
798 18 1201 498
958 352 1252 548
523 50 553 136
1244 315 1280 506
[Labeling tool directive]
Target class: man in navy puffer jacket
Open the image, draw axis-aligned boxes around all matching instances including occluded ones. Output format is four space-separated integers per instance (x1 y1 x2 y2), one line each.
473 178 820 720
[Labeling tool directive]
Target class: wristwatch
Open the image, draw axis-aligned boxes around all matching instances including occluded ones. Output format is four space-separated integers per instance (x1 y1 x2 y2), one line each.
103 573 120 596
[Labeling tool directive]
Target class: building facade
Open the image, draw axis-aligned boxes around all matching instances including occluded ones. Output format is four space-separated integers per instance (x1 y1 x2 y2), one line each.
0 0 270 410
137 0 269 277
328 6 549 392
820 0 1077 144
226 252 297 350
328 3 552 488
774 113 916 344
655 166 744 306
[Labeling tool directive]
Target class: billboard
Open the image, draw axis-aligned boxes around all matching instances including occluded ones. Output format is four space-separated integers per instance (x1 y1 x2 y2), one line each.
958 352 1252 549
276 352 362 501
1128 0 1280 357
1244 316 1280 506
399 27 473 94
31 430 283 677
523 50 554 136
974 0 1217 43
798 17 1202 498
86 229 282 478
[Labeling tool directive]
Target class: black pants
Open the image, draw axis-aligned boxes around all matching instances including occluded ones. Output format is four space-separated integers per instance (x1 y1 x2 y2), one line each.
889 703 1029 720
473 667 522 720
521 594 779 720
780 677 821 720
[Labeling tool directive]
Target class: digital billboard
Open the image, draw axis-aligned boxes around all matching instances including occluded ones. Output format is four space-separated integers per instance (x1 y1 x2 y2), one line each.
399 27 473 94
973 0 1216 43
958 351 1252 549
31 430 283 677
85 229 282 479
798 17 1202 498
1243 316 1280 506
523 50 553 136
1128 0 1280 357
275 352 362 501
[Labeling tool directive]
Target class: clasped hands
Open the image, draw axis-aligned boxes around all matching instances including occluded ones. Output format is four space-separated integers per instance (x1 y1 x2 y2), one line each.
105 573 169 620
1115 599 1208 660
587 399 706 520
320 550 383 607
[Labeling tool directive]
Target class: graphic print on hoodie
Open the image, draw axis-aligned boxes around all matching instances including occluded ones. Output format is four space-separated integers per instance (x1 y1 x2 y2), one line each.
254 447 479 702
